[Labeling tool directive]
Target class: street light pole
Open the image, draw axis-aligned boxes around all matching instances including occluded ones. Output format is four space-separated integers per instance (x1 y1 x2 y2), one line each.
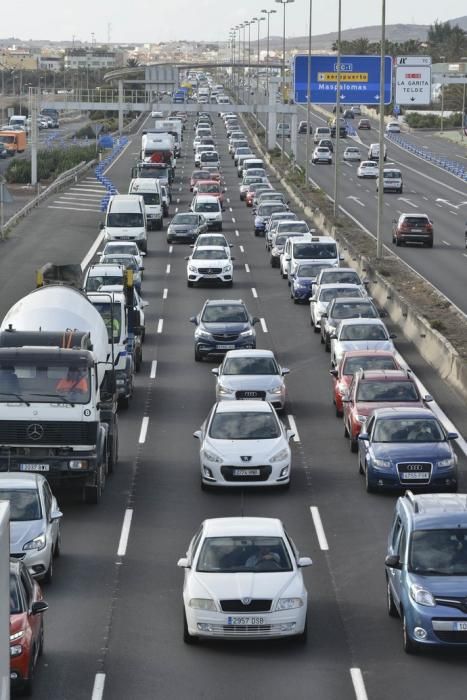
256 17 265 95
275 0 295 161
305 0 313 184
333 0 342 217
241 23 246 103
261 9 277 100
376 0 387 258
247 20 255 103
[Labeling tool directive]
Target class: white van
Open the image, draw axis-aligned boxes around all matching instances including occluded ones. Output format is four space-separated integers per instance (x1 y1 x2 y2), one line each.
281 235 340 281
102 195 148 253
240 158 264 178
368 143 387 161
9 115 28 131
276 122 291 138
376 167 403 194
128 178 163 230
313 126 332 144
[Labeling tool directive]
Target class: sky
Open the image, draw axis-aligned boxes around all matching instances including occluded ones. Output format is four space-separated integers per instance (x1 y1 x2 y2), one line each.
5 0 467 44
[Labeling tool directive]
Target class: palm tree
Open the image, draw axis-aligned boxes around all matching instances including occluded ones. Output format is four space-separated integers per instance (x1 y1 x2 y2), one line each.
126 57 140 68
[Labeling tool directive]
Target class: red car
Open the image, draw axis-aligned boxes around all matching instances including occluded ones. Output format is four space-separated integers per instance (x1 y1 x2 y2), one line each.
194 180 225 206
342 368 433 452
245 184 273 207
190 169 211 192
330 350 400 418
10 560 48 695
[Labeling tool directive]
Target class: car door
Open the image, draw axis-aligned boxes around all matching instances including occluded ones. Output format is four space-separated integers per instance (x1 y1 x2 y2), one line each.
20 566 41 655
344 375 357 435
388 516 406 611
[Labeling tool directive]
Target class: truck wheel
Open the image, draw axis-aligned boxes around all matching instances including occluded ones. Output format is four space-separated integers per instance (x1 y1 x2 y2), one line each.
85 462 105 504
108 431 118 475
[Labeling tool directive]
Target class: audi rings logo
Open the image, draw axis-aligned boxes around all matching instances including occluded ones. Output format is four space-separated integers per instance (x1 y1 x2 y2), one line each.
27 424 44 441
243 392 257 398
241 598 252 606
406 464 424 471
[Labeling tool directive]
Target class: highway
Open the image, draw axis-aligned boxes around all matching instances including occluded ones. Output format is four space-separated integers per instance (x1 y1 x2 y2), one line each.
1 111 466 700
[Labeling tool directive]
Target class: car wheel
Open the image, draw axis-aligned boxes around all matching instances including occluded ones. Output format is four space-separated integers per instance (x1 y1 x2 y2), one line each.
399 187 403 194
194 347 202 362
402 611 419 654
358 456 364 475
325 338 331 352
225 280 233 288
183 610 198 645
313 323 320 334
395 236 401 247
365 465 375 493
320 332 324 344
281 270 287 279
387 576 398 618
22 647 36 697
167 237 172 244
350 437 358 453
335 405 343 418
38 621 44 657
43 552 53 584
425 240 433 248
118 396 129 410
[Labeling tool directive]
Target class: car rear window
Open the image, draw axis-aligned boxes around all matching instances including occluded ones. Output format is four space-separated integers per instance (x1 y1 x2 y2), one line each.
294 242 338 259
356 380 419 402
340 324 388 341
342 356 397 375
319 287 362 302
403 217 430 226
223 357 278 375
332 301 377 319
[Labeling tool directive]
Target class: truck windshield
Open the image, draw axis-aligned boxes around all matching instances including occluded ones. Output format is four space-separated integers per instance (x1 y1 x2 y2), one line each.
107 213 143 227
91 301 122 342
0 363 91 404
0 135 14 144
140 193 160 205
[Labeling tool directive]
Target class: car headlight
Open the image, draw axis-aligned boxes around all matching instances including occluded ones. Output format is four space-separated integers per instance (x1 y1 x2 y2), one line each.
202 449 222 464
10 631 24 642
270 386 283 395
276 597 304 610
189 598 217 611
188 265 197 273
240 329 253 337
23 533 46 551
270 448 289 463
217 384 235 396
223 265 232 273
195 329 212 339
410 584 436 607
373 458 391 469
437 457 455 468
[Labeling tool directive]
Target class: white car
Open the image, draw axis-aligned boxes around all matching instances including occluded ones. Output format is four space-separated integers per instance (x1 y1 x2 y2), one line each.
0 473 62 582
357 161 379 178
212 349 289 410
310 283 364 331
194 400 294 488
312 147 332 164
98 241 145 271
194 145 215 167
330 318 396 367
178 517 311 643
343 147 361 162
192 233 233 257
186 246 234 287
191 195 223 231
83 263 125 293
386 121 401 133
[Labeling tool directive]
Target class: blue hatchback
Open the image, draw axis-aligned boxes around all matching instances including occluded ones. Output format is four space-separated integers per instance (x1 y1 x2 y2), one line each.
289 262 334 303
358 407 458 493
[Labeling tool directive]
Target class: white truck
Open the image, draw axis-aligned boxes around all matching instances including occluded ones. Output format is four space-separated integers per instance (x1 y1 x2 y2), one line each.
141 133 175 167
154 119 182 156
0 265 118 504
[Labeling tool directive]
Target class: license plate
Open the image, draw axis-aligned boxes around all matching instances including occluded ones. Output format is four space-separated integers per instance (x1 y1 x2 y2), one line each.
456 622 467 631
401 472 430 480
216 344 236 350
233 469 260 476
227 616 264 625
20 464 50 472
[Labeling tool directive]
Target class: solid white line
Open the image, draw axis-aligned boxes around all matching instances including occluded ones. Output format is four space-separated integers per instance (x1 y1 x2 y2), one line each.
150 360 157 379
260 317 268 333
138 416 149 444
91 673 106 700
103 138 131 175
309 507 329 551
80 231 105 271
287 414 300 443
166 264 171 274
239 245 244 253
157 319 164 334
244 263 250 273
251 287 258 298
117 509 133 556
350 668 369 700
163 288 168 299
449 211 458 216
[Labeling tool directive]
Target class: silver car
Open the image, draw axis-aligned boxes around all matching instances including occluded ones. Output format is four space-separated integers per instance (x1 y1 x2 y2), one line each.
330 318 396 368
212 349 289 410
0 473 62 582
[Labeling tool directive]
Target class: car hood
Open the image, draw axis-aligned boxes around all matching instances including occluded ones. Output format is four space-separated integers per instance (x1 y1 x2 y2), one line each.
372 442 453 461
190 258 229 267
201 322 252 335
408 574 467 598
219 375 282 391
10 520 43 552
205 436 286 459
189 570 300 602
10 613 27 636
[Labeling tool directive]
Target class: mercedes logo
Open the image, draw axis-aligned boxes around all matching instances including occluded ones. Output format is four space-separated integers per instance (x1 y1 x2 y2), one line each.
27 424 44 441
241 598 252 606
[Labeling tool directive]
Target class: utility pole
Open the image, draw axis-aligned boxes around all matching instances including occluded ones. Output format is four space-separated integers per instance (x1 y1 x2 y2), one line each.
29 86 38 189
305 0 313 184
376 0 386 259
333 0 342 218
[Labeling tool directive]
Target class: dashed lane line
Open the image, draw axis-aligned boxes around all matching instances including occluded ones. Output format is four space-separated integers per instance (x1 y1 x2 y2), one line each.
309 507 329 551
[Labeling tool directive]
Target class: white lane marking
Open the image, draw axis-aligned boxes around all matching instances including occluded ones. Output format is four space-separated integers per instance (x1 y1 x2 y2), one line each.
163 288 168 299
386 139 467 193
150 361 157 379
117 509 133 556
347 195 365 207
157 319 164 334
229 207 233 212
138 416 149 444
398 197 418 208
47 205 100 212
350 668 369 700
235 230 239 237
449 211 458 216
260 317 268 333
175 207 178 213
176 198 180 204
179 186 182 191
69 186 106 193
91 673 106 700
227 197 231 204
80 231 105 271
169 245 173 254
244 263 250 273
435 203 443 207
442 240 451 246
166 264 171 274
56 192 103 199
239 245 244 253
287 414 300 443
309 507 329 551
53 198 102 205
423 196 429 201
232 217 236 223
251 287 258 298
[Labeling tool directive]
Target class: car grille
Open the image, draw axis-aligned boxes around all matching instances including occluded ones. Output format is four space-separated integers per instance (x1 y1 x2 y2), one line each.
236 390 266 400
0 421 98 446
9 553 25 560
220 599 272 612
397 462 432 485
220 465 272 482
198 267 222 274
212 333 239 342
435 598 467 614
208 624 275 636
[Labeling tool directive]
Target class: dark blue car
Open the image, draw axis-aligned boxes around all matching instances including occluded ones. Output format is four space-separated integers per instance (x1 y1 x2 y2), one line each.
289 262 334 303
190 299 259 362
358 406 458 493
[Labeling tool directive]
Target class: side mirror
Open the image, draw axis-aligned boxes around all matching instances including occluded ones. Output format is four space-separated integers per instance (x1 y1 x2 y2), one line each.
141 251 146 257
177 557 190 568
297 557 312 568
31 601 49 615
286 429 295 441
358 432 369 440
184 256 191 260
99 222 104 231
389 333 397 339
189 316 198 325
329 368 338 377
447 431 459 440
385 554 402 570
229 243 233 247
309 296 316 303
251 316 260 325
97 251 103 256
211 368 219 376
140 266 145 271
193 430 202 440
281 368 290 375
321 312 328 319
230 256 235 261
424 394 433 402
50 509 63 522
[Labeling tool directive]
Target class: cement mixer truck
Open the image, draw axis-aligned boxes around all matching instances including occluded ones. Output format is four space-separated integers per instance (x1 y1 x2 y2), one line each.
0 265 118 504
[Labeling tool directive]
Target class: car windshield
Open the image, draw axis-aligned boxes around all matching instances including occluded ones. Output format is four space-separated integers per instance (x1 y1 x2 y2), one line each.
340 324 387 340
295 243 337 259
297 263 330 277
319 287 361 302
202 305 248 323
332 302 377 319
197 237 226 247
192 249 226 260
373 417 444 443
104 244 139 256
86 275 123 291
173 214 197 225
236 148 251 155
222 357 278 375
258 204 287 216
195 202 219 212
278 222 308 233
0 489 42 521
260 194 284 202
104 256 137 270
357 381 419 402
384 172 400 179
209 411 280 439
196 536 292 573
198 184 220 194
0 362 91 404
107 213 143 227
139 192 160 205
321 271 360 285
404 217 430 226
343 356 397 376
201 153 218 162
409 529 467 576
192 171 210 181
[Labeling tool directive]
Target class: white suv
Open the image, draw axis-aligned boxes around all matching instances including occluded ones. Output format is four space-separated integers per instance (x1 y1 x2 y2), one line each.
191 195 223 231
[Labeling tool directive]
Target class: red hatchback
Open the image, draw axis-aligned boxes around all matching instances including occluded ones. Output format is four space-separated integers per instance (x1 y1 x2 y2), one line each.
10 560 48 695
190 169 211 192
330 350 400 418
342 368 433 452
195 180 225 206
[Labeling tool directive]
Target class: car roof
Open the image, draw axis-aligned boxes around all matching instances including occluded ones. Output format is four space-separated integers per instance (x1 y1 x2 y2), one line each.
0 473 42 489
215 399 272 413
400 493 467 529
338 317 385 326
318 282 361 290
194 195 220 203
356 369 412 382
203 517 284 537
371 406 433 419
224 349 275 359
204 298 244 306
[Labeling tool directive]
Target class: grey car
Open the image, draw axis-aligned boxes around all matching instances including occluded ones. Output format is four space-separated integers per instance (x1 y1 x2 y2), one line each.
167 212 208 243
212 349 289 410
320 296 380 351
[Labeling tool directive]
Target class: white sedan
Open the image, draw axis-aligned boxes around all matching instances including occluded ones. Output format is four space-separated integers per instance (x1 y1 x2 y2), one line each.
178 516 311 643
343 147 361 162
194 400 294 488
385 121 401 133
330 318 396 367
312 146 332 164
357 161 379 178
186 246 234 287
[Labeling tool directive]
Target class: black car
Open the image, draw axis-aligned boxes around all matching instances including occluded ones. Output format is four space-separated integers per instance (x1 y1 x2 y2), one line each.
166 212 208 243
320 297 380 351
190 299 259 362
298 121 313 134
343 109 354 119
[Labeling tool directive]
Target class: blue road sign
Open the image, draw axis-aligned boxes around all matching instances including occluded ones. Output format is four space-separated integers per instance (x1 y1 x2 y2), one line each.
293 55 392 105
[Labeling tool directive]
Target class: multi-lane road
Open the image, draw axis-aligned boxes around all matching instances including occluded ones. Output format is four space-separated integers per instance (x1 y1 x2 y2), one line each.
1 111 466 699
